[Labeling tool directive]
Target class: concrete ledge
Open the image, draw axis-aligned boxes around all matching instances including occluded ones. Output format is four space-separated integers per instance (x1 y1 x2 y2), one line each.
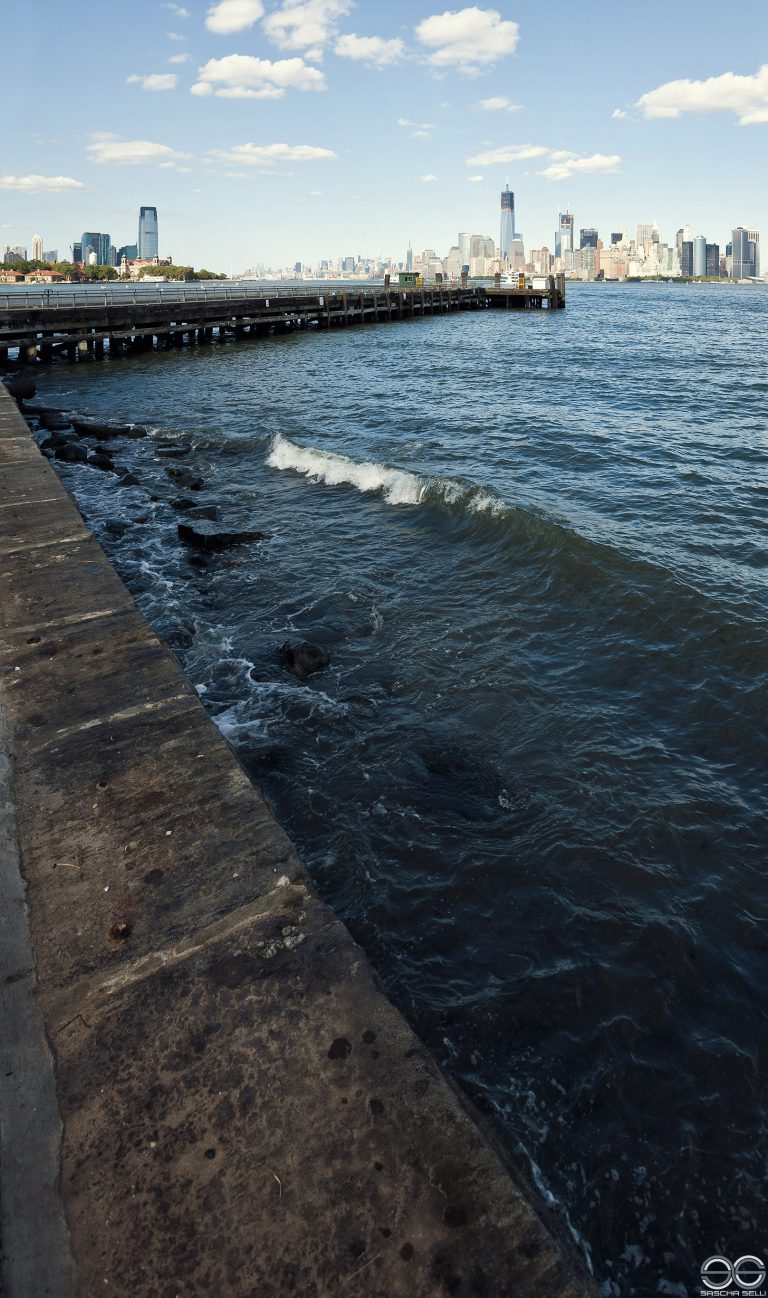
0 386 597 1297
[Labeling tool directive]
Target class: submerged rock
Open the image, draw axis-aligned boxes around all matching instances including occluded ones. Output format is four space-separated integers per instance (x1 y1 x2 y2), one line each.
170 497 195 511
166 465 204 491
55 443 88 464
72 418 147 439
279 641 330 680
40 432 78 451
177 521 264 552
89 453 119 473
4 374 36 404
185 504 220 521
154 446 190 459
118 472 140 487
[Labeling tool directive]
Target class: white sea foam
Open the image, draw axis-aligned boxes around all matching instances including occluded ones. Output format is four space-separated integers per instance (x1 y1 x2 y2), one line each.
266 433 424 506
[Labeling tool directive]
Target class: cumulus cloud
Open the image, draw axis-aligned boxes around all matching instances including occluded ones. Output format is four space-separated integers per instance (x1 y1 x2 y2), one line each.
538 152 621 181
612 107 626 119
162 3 190 15
169 52 191 63
465 141 621 180
0 174 85 192
167 30 186 40
334 33 406 67
415 7 519 74
474 95 520 112
205 0 264 32
209 142 337 165
420 173 438 182
467 174 483 182
397 116 436 138
127 72 179 90
263 0 352 59
86 134 192 166
636 63 768 125
466 143 550 165
192 53 325 98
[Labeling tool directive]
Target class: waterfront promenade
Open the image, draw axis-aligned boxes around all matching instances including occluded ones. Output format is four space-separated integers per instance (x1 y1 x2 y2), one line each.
0 379 593 1296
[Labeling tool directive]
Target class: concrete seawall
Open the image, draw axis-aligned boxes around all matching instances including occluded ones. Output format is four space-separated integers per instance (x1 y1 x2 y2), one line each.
0 385 597 1297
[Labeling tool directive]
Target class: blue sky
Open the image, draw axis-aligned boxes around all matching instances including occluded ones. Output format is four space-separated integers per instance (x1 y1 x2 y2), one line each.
3 0 768 269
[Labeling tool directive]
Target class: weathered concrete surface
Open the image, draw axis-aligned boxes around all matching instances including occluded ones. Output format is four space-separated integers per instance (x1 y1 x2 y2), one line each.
0 387 598 1297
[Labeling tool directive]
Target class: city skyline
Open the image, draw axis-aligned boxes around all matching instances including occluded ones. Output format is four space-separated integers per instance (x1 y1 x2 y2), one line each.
1 0 768 266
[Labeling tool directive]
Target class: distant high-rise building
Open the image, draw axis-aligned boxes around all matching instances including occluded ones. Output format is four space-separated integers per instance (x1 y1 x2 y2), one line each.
117 244 138 264
31 233 44 261
72 241 83 263
138 206 158 260
81 232 111 266
693 236 707 277
636 223 659 249
457 232 470 267
555 212 574 259
580 228 598 249
706 243 720 277
500 186 516 262
3 244 27 263
406 243 413 271
681 241 694 277
43 249 58 263
294 262 302 274
748 229 760 277
732 227 753 278
610 232 623 245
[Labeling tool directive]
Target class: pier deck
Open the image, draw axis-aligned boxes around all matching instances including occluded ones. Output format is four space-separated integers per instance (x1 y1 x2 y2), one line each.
0 278 565 364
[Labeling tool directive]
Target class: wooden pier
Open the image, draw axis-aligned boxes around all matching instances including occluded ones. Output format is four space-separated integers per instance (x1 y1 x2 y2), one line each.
0 277 566 365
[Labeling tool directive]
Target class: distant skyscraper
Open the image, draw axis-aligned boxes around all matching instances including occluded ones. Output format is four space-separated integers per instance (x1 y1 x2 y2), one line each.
706 243 720 277
555 212 574 259
31 233 44 261
748 229 760 277
72 240 83 263
732 227 753 278
406 243 413 271
611 232 623 245
117 244 138 264
681 241 694 277
457 232 470 268
500 186 516 262
81 232 111 265
580 228 598 249
138 205 158 260
693 236 707 277
636 223 658 249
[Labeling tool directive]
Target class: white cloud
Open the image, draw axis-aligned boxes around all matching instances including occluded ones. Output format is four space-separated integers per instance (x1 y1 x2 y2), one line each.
205 0 264 33
0 174 85 192
636 64 768 125
159 161 193 172
167 30 187 40
127 72 179 90
420 173 438 182
612 107 626 119
334 33 406 67
86 134 192 166
169 52 191 63
467 174 483 182
474 95 520 112
466 143 550 165
538 152 621 181
162 3 190 15
209 142 337 165
263 0 352 59
415 7 519 74
397 117 435 138
192 53 325 98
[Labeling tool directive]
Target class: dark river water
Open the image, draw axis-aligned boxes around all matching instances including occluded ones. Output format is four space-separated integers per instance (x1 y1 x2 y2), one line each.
25 282 768 1296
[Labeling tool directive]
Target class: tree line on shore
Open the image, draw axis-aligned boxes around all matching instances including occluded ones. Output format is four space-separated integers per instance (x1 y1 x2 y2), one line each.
2 258 226 282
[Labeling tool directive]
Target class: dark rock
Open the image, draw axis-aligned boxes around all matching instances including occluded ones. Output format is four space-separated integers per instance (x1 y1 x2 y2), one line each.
170 497 196 511
279 641 330 680
154 446 190 459
166 466 204 491
123 425 148 439
104 520 129 538
39 412 73 431
88 454 119 473
55 443 88 464
72 419 146 439
188 555 208 569
4 374 36 403
177 521 264 552
92 444 113 458
118 472 140 487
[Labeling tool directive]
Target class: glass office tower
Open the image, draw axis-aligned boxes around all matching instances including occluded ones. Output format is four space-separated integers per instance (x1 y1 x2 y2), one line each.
138 206 158 260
